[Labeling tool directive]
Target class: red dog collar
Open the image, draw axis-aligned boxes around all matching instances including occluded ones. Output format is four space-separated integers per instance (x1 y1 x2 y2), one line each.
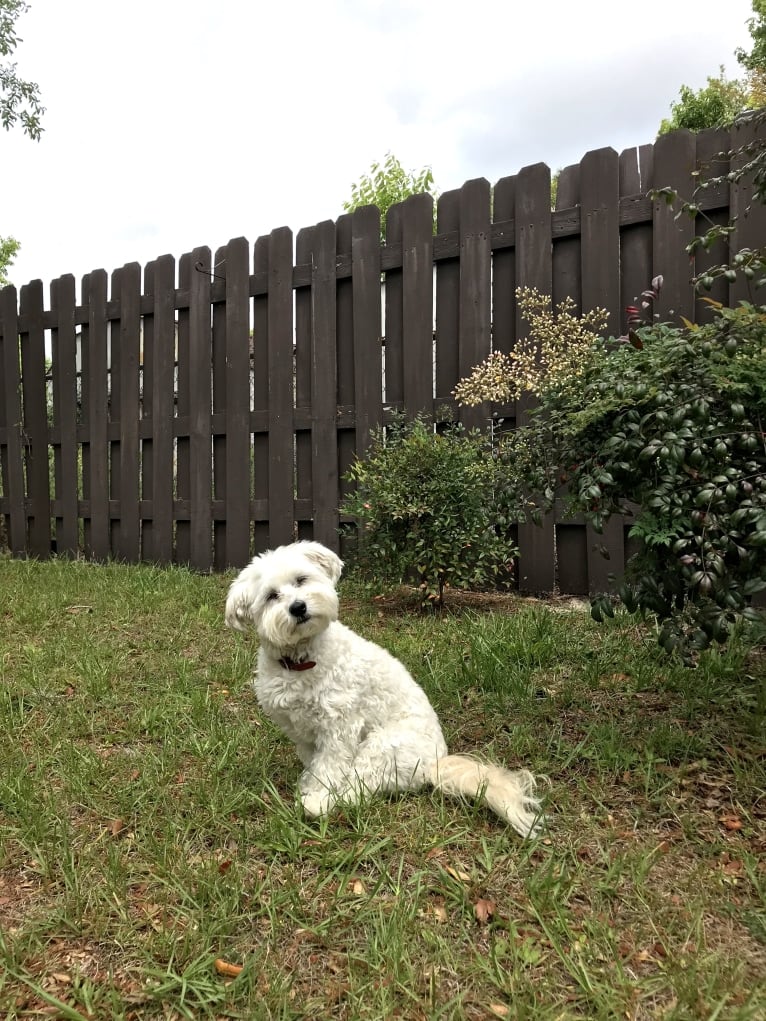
279 656 316 671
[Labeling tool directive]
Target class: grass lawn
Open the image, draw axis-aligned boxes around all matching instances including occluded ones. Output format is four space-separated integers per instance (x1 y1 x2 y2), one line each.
0 556 764 1020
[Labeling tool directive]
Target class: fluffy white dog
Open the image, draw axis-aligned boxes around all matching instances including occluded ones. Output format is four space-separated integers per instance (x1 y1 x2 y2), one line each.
225 541 541 837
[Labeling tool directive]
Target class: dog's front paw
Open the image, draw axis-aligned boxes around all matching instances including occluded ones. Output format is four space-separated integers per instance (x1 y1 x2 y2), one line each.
301 790 334 818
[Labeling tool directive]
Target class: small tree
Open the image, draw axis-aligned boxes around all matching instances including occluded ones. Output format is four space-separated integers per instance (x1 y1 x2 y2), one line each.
658 69 750 135
1 1 45 289
343 151 437 241
658 4 766 135
0 233 19 284
341 416 516 607
736 0 766 78
1 0 44 140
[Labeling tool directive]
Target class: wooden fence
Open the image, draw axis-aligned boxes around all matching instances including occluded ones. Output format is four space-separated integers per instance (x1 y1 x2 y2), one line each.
1 120 764 592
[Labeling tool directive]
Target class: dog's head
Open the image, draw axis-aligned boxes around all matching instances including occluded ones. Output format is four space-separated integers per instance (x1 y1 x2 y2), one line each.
225 541 343 649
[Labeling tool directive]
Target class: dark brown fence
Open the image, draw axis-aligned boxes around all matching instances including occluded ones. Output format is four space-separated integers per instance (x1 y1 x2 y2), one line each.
1 121 764 592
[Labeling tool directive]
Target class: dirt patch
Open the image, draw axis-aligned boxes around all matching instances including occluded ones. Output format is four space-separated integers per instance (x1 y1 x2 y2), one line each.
343 585 590 618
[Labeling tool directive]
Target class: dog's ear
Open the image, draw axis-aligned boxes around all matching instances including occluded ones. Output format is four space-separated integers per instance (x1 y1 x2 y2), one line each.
224 561 261 631
299 542 344 584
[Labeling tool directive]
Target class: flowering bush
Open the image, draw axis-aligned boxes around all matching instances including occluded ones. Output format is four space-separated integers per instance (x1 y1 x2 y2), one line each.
454 287 607 403
485 301 766 656
341 416 517 606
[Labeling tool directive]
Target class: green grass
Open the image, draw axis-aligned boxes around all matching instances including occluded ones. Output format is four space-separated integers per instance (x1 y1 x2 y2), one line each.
0 557 764 1020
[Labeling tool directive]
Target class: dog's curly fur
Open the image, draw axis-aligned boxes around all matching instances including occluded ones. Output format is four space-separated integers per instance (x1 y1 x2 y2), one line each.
226 541 542 837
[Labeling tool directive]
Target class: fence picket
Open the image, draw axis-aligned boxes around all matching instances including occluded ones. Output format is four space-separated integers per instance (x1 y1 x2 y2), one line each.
117 263 142 561
302 220 339 550
189 247 213 571
148 255 176 562
109 267 122 557
434 189 460 411
50 274 79 556
581 147 624 592
84 269 110 560
267 227 295 549
653 129 697 323
515 162 555 594
553 163 582 312
730 114 766 308
458 179 492 434
212 244 228 571
693 128 730 319
175 254 192 564
552 162 588 596
351 205 382 455
141 259 156 560
491 174 518 433
252 236 270 552
619 144 653 338
383 203 404 413
0 284 26 554
19 280 51 557
223 237 252 568
402 193 434 420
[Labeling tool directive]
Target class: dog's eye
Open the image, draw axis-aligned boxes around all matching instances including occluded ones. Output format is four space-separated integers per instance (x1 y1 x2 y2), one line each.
295 576 307 586
266 590 278 602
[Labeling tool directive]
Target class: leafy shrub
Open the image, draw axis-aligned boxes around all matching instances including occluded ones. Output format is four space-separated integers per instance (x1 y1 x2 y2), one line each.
341 416 517 606
495 300 766 656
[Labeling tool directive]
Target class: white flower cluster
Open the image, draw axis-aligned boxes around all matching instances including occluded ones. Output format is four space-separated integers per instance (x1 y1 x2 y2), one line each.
454 288 608 405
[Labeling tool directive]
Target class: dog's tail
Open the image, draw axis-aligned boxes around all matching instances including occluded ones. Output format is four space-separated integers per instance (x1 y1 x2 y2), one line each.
427 755 542 838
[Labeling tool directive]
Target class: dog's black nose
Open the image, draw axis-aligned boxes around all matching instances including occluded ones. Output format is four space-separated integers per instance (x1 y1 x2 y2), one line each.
289 600 308 619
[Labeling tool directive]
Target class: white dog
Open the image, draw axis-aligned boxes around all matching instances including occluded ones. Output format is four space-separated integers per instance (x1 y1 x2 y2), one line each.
225 541 541 838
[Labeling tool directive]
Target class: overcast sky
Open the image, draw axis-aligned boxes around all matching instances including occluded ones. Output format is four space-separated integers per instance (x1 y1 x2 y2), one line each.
2 0 756 291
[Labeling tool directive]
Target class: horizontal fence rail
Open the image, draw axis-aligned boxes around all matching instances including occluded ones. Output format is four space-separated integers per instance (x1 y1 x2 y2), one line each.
1 121 764 591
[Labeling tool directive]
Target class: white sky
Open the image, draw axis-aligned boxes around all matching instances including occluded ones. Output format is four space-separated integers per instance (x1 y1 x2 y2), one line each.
3 0 756 291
